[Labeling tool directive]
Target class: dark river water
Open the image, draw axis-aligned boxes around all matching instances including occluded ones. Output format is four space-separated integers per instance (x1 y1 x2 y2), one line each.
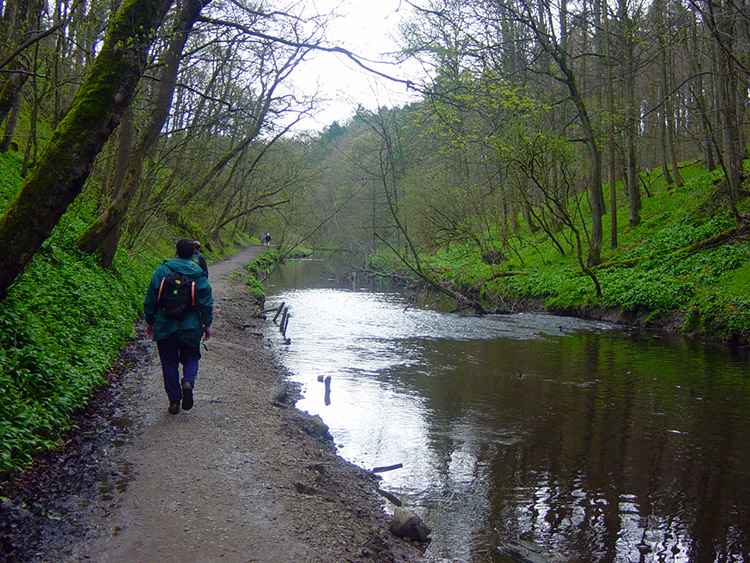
265 259 750 563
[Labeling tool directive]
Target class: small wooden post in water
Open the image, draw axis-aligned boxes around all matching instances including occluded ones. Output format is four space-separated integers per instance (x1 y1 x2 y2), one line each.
272 302 286 324
279 306 288 334
279 306 291 344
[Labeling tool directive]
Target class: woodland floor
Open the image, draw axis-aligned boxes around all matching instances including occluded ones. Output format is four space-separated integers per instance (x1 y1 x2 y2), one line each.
0 245 422 563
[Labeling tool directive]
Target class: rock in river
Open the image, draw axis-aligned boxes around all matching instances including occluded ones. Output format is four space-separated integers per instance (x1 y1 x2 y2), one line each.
389 507 431 542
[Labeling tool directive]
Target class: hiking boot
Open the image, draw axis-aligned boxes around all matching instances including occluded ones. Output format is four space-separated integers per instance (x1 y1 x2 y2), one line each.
168 400 180 415
181 380 194 411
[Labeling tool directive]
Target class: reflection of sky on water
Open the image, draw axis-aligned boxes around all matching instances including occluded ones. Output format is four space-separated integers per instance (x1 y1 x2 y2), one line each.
276 287 613 341
273 287 615 379
266 284 750 563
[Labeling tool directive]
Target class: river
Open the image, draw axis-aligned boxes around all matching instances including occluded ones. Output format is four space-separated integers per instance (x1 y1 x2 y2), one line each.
265 259 750 563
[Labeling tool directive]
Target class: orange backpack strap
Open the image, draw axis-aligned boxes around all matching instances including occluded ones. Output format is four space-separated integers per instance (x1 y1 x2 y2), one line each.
157 277 166 301
191 281 196 306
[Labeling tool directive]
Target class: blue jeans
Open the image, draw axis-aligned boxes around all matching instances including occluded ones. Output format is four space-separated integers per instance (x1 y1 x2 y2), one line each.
157 338 201 401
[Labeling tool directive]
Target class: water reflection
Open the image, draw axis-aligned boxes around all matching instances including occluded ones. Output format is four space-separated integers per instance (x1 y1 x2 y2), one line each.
266 260 750 562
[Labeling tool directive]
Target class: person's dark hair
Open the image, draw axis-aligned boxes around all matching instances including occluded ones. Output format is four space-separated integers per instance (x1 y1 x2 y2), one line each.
194 240 201 250
176 238 195 259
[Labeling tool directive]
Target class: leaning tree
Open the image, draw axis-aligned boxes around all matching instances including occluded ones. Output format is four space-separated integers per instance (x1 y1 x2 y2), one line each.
0 0 177 296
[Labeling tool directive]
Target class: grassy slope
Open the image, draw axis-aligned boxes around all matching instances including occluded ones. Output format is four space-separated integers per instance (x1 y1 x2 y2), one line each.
420 161 750 343
0 151 159 474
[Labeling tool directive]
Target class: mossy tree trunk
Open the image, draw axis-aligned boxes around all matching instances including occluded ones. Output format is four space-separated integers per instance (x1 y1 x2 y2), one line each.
0 0 174 297
76 0 210 268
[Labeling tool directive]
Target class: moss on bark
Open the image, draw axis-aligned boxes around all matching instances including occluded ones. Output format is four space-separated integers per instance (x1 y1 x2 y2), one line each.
0 0 175 296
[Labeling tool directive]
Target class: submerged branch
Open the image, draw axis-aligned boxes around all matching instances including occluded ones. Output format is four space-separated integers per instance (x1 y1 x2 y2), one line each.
373 233 487 314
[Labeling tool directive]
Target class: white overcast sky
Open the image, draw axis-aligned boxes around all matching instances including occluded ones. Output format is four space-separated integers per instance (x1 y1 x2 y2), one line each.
289 0 425 131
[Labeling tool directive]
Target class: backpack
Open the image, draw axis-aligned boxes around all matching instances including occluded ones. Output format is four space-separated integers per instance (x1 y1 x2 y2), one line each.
157 271 196 318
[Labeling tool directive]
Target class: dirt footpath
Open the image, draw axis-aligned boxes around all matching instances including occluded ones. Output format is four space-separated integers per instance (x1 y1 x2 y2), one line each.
1 246 420 563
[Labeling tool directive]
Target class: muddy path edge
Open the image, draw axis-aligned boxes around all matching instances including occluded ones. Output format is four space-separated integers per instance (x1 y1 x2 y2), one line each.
0 245 422 563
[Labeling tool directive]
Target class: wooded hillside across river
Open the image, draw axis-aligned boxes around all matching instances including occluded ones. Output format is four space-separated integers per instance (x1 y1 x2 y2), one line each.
1 0 749 506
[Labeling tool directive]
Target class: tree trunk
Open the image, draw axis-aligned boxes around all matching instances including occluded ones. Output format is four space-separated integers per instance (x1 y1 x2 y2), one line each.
696 0 744 215
666 106 683 187
524 0 604 265
566 74 603 266
690 13 717 172
616 0 641 228
718 51 743 206
107 105 136 204
624 70 640 226
0 63 29 127
78 106 135 266
660 43 683 187
609 146 619 249
659 108 674 184
76 0 209 268
0 88 22 152
602 0 618 248
0 0 175 297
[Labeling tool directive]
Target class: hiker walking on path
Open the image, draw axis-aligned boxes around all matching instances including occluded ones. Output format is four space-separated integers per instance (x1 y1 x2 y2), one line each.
144 238 213 414
192 240 209 277
265 232 271 246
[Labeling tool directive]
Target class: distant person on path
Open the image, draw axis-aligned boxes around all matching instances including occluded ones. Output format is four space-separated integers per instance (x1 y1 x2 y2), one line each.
191 240 209 278
265 232 271 246
144 238 213 415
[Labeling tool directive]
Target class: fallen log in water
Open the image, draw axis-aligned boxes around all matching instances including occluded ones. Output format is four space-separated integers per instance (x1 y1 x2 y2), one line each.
376 487 403 507
372 463 403 473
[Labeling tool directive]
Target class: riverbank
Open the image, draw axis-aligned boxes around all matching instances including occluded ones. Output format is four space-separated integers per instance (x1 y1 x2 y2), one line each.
0 246 421 563
369 164 750 348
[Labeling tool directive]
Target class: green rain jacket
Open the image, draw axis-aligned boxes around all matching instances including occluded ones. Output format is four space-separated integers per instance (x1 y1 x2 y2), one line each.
144 258 213 348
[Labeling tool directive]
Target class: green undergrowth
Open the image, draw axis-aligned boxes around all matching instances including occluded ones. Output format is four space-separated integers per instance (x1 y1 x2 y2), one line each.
377 161 750 342
0 151 24 210
244 248 281 304
0 222 152 475
0 152 253 475
242 245 311 304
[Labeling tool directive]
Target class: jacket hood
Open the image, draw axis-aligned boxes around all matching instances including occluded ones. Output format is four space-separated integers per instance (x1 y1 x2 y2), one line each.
163 258 205 278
